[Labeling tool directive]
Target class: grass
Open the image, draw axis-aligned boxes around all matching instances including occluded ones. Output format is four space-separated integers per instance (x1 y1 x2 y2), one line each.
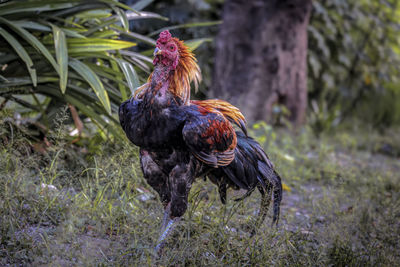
0 119 399 266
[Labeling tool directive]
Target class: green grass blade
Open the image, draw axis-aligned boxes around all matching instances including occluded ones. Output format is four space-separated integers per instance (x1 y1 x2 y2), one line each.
0 27 37 86
0 18 59 73
52 24 68 93
69 58 111 115
67 38 136 53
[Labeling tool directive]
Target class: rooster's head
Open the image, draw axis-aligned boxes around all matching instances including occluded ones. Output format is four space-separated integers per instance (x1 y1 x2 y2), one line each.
153 30 180 69
151 30 201 104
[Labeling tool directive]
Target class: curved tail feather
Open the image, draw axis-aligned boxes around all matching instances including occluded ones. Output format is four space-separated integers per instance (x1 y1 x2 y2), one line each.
209 132 283 226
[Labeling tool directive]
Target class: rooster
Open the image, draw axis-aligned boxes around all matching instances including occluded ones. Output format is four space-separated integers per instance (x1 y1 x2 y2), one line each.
119 30 282 252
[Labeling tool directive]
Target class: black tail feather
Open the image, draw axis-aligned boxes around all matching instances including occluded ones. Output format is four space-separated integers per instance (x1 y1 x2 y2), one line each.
210 132 283 226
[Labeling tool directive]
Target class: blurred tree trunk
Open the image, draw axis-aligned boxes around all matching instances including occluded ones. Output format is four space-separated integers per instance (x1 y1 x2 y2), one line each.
212 0 312 125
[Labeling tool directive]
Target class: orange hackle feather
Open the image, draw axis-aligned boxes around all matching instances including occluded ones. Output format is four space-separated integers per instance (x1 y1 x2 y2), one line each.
169 37 201 104
133 37 201 105
191 99 247 135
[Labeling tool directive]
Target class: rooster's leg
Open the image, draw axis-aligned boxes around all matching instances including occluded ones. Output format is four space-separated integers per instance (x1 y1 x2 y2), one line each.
160 202 171 231
154 162 194 253
250 185 272 236
155 216 181 253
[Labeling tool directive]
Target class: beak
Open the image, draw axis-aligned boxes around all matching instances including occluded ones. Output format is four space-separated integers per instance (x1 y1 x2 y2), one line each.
153 47 163 57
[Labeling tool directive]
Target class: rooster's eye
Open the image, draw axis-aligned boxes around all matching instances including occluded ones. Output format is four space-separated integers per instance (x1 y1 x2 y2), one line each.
169 45 175 51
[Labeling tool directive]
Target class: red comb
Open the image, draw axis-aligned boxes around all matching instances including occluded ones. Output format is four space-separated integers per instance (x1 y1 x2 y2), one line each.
157 30 172 44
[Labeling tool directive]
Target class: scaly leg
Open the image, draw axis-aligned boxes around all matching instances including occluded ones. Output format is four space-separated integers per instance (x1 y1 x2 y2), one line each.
154 162 194 253
154 216 181 254
160 203 171 232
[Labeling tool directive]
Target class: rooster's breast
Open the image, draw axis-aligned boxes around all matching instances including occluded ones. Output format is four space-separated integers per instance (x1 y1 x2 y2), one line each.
119 98 186 149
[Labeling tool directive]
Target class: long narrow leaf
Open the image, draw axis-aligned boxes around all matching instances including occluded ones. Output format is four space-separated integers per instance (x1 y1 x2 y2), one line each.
0 1 81 16
110 58 126 100
13 20 86 38
83 18 118 36
0 27 37 86
0 18 59 73
148 21 222 37
115 58 140 99
113 26 156 46
69 58 111 115
0 76 58 88
131 0 154 11
113 7 129 31
125 11 168 21
67 38 136 52
124 56 150 73
185 38 213 51
98 0 138 13
52 24 68 93
119 50 153 64
13 21 51 32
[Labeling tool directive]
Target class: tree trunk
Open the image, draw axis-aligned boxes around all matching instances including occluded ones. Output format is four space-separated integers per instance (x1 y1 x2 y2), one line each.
212 0 312 125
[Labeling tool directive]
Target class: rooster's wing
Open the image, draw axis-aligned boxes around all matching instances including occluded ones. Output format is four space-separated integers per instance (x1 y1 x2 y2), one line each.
182 105 237 168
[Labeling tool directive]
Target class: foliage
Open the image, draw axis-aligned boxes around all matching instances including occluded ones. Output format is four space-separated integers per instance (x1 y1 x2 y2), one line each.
0 0 168 139
308 0 400 131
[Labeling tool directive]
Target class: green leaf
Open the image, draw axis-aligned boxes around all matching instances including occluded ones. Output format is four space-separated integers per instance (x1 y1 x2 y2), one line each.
69 58 111 115
0 76 59 88
125 11 168 21
148 21 222 37
131 0 155 11
91 29 119 39
113 7 129 31
74 10 112 19
0 0 81 16
13 20 86 38
115 58 140 99
119 50 152 64
82 18 118 37
113 27 156 46
98 0 138 13
0 27 37 86
13 21 51 32
185 38 212 51
0 18 59 73
52 24 68 93
67 38 136 53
